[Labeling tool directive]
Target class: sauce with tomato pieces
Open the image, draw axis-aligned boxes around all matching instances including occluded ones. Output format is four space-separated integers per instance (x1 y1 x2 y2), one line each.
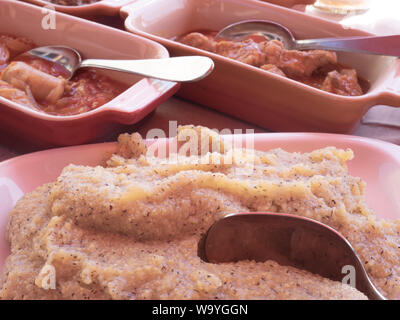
40 70 127 116
177 30 369 96
0 34 127 116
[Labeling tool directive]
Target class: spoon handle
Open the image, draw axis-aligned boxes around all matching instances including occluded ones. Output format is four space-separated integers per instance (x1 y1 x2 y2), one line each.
295 35 400 57
80 56 214 82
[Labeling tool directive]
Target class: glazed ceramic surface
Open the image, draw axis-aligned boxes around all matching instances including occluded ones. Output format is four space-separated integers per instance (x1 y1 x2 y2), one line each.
0 0 179 146
122 0 400 133
21 0 135 17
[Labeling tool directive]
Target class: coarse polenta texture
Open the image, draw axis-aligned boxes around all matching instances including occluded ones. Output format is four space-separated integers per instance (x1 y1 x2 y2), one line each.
1 126 399 300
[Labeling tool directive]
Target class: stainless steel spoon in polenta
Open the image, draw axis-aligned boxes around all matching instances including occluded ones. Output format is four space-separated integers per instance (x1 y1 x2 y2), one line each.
199 212 386 300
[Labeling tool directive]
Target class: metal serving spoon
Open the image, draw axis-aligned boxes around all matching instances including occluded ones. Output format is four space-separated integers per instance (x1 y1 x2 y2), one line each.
215 20 400 57
27 46 214 82
199 212 386 300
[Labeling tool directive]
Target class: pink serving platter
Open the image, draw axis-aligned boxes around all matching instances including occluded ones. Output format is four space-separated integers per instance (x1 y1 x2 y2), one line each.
0 0 180 146
1 132 400 280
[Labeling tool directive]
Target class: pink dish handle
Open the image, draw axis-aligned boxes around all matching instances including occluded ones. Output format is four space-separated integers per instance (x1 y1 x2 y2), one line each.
374 59 400 108
376 90 400 108
100 79 180 124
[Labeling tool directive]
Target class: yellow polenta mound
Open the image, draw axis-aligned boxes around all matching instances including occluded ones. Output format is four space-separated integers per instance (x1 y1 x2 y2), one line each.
1 126 399 300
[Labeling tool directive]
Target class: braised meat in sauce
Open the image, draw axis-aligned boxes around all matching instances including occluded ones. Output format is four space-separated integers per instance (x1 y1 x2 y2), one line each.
178 31 368 96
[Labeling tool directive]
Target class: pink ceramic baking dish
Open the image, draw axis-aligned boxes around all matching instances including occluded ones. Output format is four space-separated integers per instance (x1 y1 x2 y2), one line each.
121 0 400 133
0 0 179 146
21 0 135 17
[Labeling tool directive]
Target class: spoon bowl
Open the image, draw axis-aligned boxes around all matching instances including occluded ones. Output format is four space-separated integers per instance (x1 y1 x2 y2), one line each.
200 212 386 300
27 45 214 82
216 19 400 57
28 46 82 80
216 20 296 50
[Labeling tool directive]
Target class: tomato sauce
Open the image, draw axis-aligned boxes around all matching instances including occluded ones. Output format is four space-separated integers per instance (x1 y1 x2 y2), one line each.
0 34 127 116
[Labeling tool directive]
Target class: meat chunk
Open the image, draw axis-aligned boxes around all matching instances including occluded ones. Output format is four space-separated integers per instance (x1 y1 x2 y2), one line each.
1 61 66 103
321 69 363 96
214 39 266 67
0 80 37 109
180 32 269 67
260 40 284 66
179 32 215 52
0 35 34 60
0 42 9 66
279 50 337 78
260 64 286 77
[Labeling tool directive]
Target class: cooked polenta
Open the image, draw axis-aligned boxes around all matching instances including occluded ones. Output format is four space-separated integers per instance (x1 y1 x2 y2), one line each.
1 126 399 300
